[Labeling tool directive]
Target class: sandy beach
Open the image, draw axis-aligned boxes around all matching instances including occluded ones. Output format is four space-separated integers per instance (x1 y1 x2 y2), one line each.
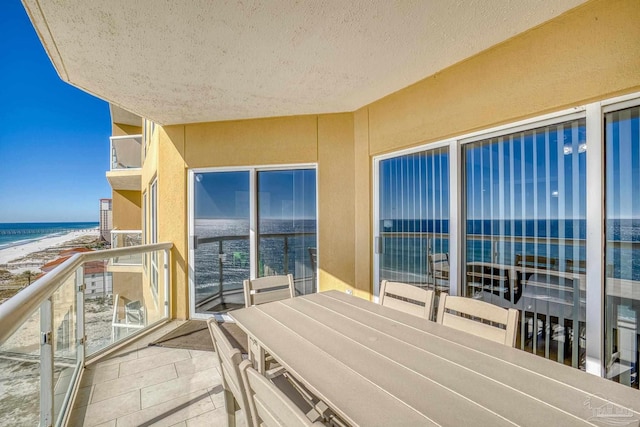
0 229 100 267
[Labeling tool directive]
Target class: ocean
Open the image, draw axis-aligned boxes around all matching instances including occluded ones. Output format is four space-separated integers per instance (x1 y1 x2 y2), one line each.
380 219 640 281
0 222 99 250
193 219 317 303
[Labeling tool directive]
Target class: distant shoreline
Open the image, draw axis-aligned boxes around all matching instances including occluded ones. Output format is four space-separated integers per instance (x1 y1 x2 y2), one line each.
0 228 100 267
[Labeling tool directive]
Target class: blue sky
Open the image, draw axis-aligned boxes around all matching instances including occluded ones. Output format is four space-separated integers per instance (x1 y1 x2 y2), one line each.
0 2 111 223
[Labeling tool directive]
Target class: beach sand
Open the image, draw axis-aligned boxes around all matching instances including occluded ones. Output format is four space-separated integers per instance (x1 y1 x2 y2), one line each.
0 229 100 267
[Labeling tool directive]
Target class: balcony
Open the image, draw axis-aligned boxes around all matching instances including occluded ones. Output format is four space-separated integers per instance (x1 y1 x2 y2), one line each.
0 243 171 427
106 135 142 191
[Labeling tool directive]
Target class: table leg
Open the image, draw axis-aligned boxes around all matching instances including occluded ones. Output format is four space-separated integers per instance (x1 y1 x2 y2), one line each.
248 335 266 374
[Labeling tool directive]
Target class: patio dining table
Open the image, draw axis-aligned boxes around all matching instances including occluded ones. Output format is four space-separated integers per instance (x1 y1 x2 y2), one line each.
230 290 639 426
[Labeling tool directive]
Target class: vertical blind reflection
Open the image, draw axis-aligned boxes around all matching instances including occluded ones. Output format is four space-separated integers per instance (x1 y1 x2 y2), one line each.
605 106 640 388
257 169 317 295
378 147 450 292
463 118 587 369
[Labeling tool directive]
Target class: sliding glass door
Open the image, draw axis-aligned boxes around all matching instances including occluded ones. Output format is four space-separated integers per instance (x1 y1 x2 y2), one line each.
193 171 251 314
258 169 317 296
463 118 587 368
190 167 317 316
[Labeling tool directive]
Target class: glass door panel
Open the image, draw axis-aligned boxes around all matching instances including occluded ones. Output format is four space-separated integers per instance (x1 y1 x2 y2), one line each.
258 169 317 295
605 105 640 388
463 118 587 368
377 148 450 295
193 171 250 314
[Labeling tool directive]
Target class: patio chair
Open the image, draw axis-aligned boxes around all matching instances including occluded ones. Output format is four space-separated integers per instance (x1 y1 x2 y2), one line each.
244 274 295 307
239 360 325 427
207 319 253 427
436 293 519 347
379 280 434 320
428 253 450 291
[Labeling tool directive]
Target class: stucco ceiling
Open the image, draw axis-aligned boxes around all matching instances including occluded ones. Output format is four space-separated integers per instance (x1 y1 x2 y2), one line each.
23 0 587 125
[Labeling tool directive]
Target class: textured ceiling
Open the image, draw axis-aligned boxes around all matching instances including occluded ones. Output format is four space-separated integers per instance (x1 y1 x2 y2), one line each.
23 0 587 125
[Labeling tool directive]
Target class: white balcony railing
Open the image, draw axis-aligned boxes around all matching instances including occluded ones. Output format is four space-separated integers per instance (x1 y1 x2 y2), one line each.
110 135 142 170
0 242 172 427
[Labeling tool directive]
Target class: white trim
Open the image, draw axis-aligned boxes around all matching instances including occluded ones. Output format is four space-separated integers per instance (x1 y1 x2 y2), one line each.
109 134 143 141
585 101 605 377
459 109 586 145
601 92 640 112
374 139 452 163
190 163 317 174
372 157 381 299
249 168 258 280
188 170 198 319
448 139 461 297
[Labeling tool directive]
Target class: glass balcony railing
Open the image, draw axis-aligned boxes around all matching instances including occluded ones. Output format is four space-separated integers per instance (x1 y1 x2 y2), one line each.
0 242 172 427
110 135 142 170
194 232 316 314
110 230 142 265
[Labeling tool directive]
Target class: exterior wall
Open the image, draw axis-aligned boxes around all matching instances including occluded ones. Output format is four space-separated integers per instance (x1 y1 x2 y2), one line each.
111 190 141 230
154 115 356 318
365 0 640 155
317 114 356 294
134 0 640 318
111 123 141 137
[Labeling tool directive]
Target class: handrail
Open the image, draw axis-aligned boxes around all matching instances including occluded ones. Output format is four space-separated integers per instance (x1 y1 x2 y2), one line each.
0 242 172 346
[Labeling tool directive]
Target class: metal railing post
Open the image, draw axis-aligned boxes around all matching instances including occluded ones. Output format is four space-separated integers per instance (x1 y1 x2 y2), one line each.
283 236 289 274
40 297 54 427
164 248 170 318
76 266 85 363
218 240 224 303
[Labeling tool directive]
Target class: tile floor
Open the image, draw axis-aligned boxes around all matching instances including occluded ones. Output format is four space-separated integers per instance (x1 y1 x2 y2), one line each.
68 322 246 426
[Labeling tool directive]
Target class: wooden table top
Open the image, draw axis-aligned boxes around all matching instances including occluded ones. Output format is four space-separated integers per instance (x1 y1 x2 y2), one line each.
231 291 639 427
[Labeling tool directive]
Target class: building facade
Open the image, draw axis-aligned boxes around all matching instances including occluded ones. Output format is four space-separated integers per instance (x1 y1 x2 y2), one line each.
23 0 640 388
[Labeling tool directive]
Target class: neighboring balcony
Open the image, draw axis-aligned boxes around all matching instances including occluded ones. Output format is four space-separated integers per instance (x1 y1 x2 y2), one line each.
106 135 142 191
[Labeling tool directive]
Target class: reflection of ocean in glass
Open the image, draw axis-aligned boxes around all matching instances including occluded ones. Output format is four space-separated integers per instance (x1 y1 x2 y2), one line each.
194 219 316 302
380 219 639 281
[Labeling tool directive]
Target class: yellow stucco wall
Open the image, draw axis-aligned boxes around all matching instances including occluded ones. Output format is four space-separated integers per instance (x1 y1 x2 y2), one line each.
317 114 355 294
111 190 141 230
154 115 357 318
135 0 640 318
365 0 640 155
111 123 141 137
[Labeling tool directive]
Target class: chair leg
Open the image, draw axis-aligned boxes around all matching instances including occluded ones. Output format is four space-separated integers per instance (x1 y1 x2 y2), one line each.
224 390 236 427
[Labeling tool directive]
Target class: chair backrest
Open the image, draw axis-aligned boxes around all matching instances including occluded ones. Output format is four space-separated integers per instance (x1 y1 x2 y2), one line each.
515 254 557 271
244 274 295 307
207 319 252 423
239 360 319 427
379 280 434 320
565 259 586 274
429 253 448 268
436 293 519 347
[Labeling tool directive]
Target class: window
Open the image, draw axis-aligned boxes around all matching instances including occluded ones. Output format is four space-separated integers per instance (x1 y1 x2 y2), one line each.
605 105 640 388
191 167 317 316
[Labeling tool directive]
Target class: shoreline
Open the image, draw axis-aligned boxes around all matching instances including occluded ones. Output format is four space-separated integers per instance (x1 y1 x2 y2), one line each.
0 228 100 267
